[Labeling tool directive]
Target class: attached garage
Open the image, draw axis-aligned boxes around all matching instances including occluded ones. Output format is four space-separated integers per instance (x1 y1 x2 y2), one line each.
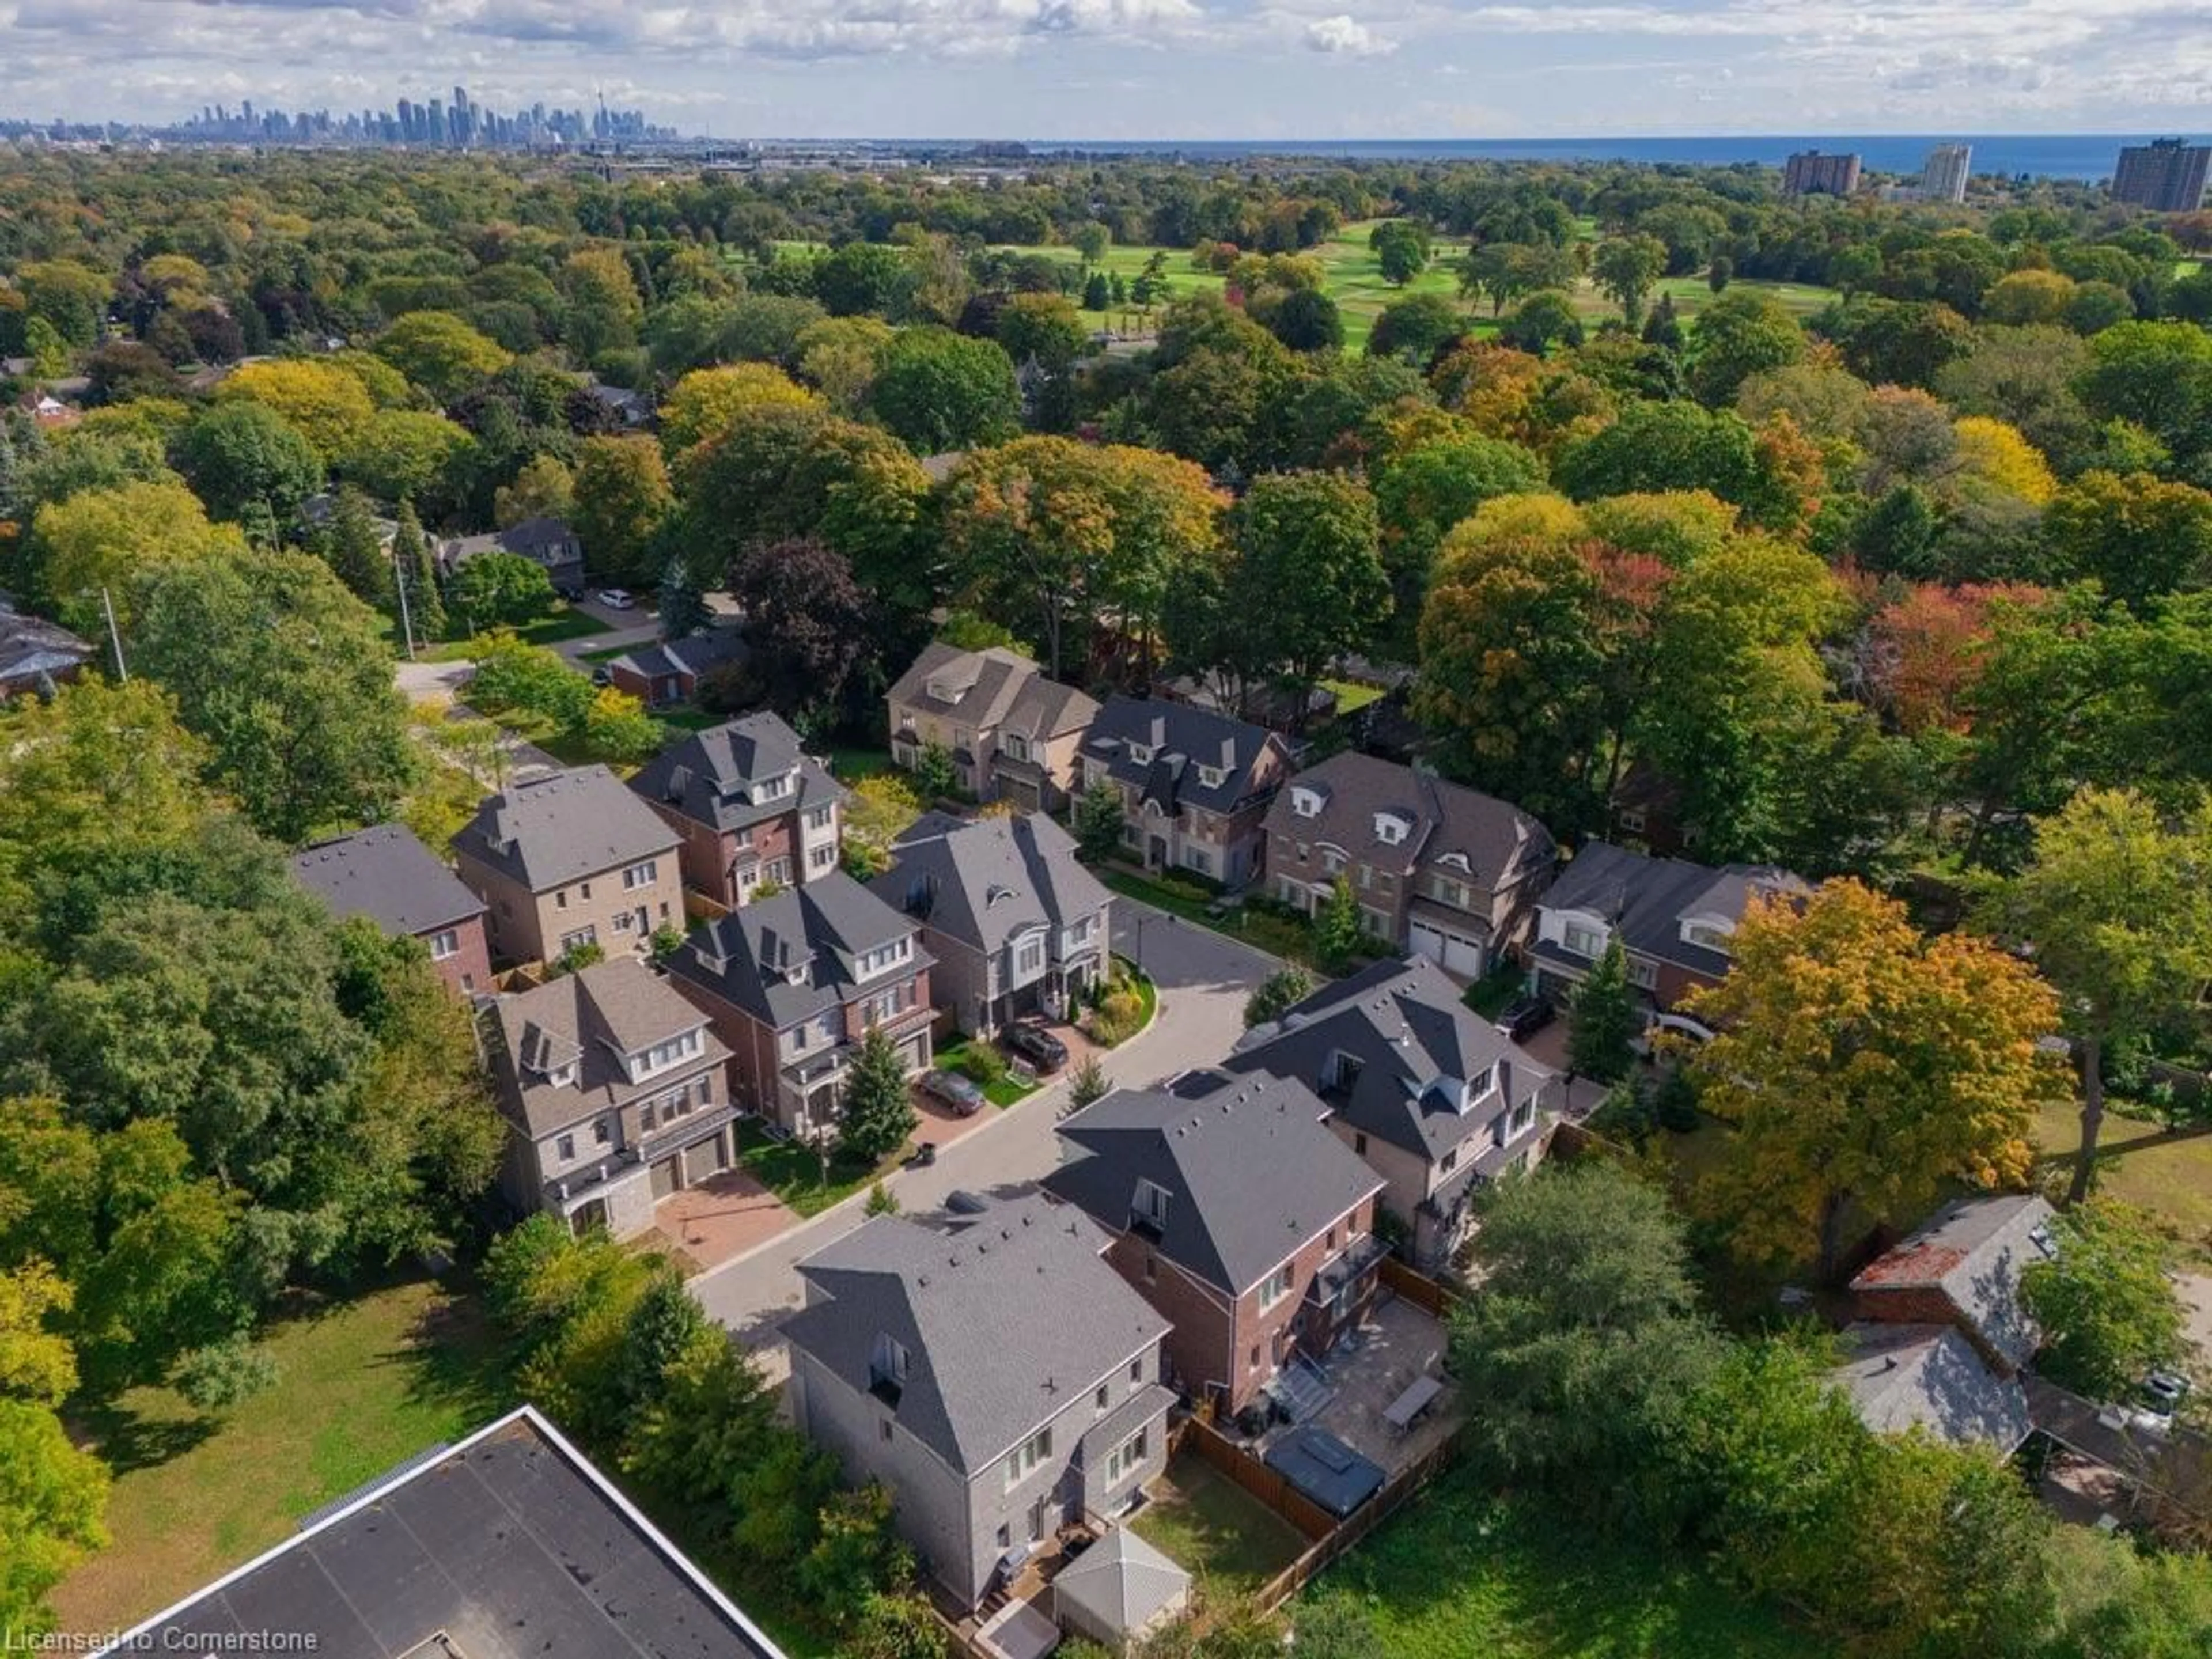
649 1154 682 1199
1410 919 1488 979
681 1131 729 1185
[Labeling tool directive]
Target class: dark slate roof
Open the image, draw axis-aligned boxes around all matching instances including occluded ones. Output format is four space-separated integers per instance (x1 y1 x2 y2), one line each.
1225 956 1554 1164
0 598 94 687
454 765 680 893
1265 752 1554 896
1082 695 1285 817
887 641 1040 732
1535 841 1808 977
1831 1323 2033 1452
665 871 930 1033
490 957 725 1138
101 1406 786 1658
873 810 1110 957
629 710 845 835
1850 1194 2055 1370
608 626 751 687
785 1192 1169 1476
290 823 486 940
1043 1071 1383 1296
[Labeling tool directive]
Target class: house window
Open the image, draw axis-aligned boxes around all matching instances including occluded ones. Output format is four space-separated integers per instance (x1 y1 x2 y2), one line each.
1133 1180 1172 1230
1321 848 1346 875
1182 847 1211 877
1440 1147 1459 1174
1628 958 1660 990
429 929 459 960
593 1119 611 1145
1426 875 1469 910
1004 1429 1050 1490
1002 733 1029 762
613 910 636 933
997 1524 1012 1551
1128 743 1153 764
1196 764 1224 788
1106 1428 1149 1484
810 844 838 871
623 860 657 889
1259 1263 1294 1309
555 1134 574 1160
1511 1101 1535 1136
581 882 592 900
807 805 834 831
878 1418 893 1443
1017 935 1046 975
1248 1346 1261 1372
767 858 791 884
555 889 569 910
1563 922 1605 958
560 926 597 954
1354 1132 1368 1155
642 1103 657 1132
1096 1384 1111 1412
1130 1358 1142 1383
1325 1051 1364 1094
870 1332 910 1390
1685 923 1733 952
1294 842 1310 863
1325 1227 1337 1252
1469 1065 1494 1099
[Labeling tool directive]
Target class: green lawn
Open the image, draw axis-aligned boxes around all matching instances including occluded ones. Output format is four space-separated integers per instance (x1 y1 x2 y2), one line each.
2035 1096 2212 1259
824 742 899 786
934 1037 1040 1108
54 1277 516 1634
1130 1453 1309 1603
1313 1468 1830 1658
420 604 611 662
1320 677 1387 717
735 1117 895 1219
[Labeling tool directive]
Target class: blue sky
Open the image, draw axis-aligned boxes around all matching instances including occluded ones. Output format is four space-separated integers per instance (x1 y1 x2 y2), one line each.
3 0 2210 136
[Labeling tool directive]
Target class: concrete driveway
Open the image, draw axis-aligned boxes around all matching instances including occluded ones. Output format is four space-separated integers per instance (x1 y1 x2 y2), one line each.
688 895 1281 1355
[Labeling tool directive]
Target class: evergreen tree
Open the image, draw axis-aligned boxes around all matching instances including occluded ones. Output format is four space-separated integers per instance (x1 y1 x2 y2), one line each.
1072 779 1127 861
615 1267 710 1412
392 500 445 645
237 498 279 552
1315 875 1364 971
657 553 710 640
1642 291 1685 350
320 485 392 607
1567 936 1640 1082
838 1027 917 1164
1067 1055 1111 1112
1083 271 1111 312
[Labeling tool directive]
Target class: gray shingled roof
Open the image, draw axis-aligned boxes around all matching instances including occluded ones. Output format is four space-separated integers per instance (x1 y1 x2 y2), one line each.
1265 751 1553 896
1850 1193 2055 1370
490 958 725 1138
1053 1525 1191 1640
1043 1071 1383 1295
290 823 486 940
607 627 751 687
1001 673 1100 743
665 871 930 1032
0 598 94 688
1226 956 1553 1163
1831 1323 2033 1451
1535 841 1807 978
453 765 680 893
887 642 1039 733
628 711 846 835
873 811 1109 957
785 1193 1169 1476
1082 696 1285 817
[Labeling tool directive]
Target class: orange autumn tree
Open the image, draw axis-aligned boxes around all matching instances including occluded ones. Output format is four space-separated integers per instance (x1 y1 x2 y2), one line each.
1675 878 2066 1281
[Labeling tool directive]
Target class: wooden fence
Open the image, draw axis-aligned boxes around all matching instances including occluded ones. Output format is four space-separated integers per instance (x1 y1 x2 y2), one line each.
1378 1255 1465 1320
1171 1417 1337 1541
1248 1435 1458 1613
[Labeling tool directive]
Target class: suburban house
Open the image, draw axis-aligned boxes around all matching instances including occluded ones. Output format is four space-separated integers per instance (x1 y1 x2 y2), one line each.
783 1192 1175 1610
664 872 935 1142
101 1406 787 1658
1260 752 1556 975
486 956 734 1238
885 641 1100 812
1850 1194 2056 1377
1528 843 1809 1026
605 627 750 709
452 766 683 968
1227 956 1556 1272
1043 1070 1386 1421
0 597 94 696
439 514 586 596
1078 696 1294 889
290 822 491 994
584 378 656 430
872 810 1112 1036
627 712 848 909
1829 1323 2034 1453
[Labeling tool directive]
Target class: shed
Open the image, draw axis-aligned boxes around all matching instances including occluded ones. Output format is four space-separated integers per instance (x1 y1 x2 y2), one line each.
1052 1527 1191 1652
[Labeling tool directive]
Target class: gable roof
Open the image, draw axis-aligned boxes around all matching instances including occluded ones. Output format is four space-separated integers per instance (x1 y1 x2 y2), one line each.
1831 1323 2033 1452
1535 841 1808 978
873 810 1110 957
1082 695 1286 818
1226 955 1553 1164
628 710 846 835
290 823 486 940
887 641 1040 734
453 765 680 893
1850 1193 2055 1370
608 626 751 687
0 598 94 688
1043 1071 1383 1295
785 1192 1169 1477
1266 751 1554 891
665 871 929 1032
490 957 723 1139
1001 673 1100 743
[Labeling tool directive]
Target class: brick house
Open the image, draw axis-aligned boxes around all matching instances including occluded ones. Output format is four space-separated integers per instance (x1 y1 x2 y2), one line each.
1261 752 1555 975
603 627 750 709
1043 1070 1385 1421
784 1192 1174 1610
1078 696 1293 889
627 712 847 909
485 957 734 1239
290 823 492 994
663 872 935 1142
452 766 683 968
1226 956 1558 1272
885 641 1100 812
1527 843 1809 1028
1849 1194 2056 1376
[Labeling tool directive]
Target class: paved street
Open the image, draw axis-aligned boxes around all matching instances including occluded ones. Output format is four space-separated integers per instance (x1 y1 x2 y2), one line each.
688 897 1282 1359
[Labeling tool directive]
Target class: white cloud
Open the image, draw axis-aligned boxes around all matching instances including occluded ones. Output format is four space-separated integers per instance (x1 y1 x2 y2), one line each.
1303 13 1393 54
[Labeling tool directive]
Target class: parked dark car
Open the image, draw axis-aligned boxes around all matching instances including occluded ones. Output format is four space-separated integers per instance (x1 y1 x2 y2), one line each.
1496 994 1555 1043
919 1068 987 1116
1000 1022 1069 1075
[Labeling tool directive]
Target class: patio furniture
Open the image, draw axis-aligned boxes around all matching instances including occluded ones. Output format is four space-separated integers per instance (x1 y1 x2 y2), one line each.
1384 1374 1445 1437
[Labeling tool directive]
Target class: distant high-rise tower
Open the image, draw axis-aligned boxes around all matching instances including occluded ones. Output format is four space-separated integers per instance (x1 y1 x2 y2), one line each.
2112 138 2212 213
1782 150 1862 198
1919 143 1971 204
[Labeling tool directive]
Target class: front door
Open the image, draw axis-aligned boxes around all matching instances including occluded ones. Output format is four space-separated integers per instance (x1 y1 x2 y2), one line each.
1148 834 1168 869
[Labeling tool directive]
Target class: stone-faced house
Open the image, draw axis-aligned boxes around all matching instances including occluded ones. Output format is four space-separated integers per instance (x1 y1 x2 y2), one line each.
452 766 683 968
664 872 935 1142
885 642 1100 812
290 823 492 994
872 810 1112 1037
1043 1070 1385 1419
1227 956 1556 1272
627 713 847 910
1078 697 1293 889
486 957 733 1238
1261 752 1555 976
784 1193 1175 1610
1528 843 1809 1025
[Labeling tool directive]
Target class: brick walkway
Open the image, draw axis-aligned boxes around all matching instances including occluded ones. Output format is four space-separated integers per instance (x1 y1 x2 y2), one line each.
648 1171 800 1274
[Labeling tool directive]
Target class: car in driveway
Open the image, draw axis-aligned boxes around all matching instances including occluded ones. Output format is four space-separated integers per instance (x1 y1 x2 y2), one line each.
919 1068 987 1116
2143 1370 2192 1420
597 588 636 610
999 1022 1069 1075
1495 994 1555 1044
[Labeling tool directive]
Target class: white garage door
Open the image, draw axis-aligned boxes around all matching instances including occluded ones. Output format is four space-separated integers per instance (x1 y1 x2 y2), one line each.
1410 922 1487 979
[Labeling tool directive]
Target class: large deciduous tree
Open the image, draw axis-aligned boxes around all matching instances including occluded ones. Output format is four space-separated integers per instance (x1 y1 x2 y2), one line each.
1222 471 1387 726
868 327 1021 455
373 311 512 403
726 536 874 726
570 435 675 587
1592 233 1668 329
171 399 325 525
2020 1200 2187 1400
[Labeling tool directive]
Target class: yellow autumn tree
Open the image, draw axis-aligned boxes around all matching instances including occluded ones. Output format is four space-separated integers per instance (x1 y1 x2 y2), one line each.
218 358 376 460
658 363 821 458
1954 415 2058 506
1675 878 2066 1281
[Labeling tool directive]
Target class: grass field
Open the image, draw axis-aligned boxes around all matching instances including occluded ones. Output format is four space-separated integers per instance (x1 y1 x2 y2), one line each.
54 1277 515 1634
2035 1097 2212 1259
1130 1454 1309 1603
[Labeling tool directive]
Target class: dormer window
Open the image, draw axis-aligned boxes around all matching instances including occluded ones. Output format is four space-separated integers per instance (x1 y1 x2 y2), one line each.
856 936 914 980
1196 764 1225 789
1373 812 1410 846
869 1332 910 1402
1325 1050 1365 1094
1128 743 1153 765
1684 920 1734 953
1132 1179 1172 1231
1290 787 1324 819
755 773 792 802
549 1062 578 1089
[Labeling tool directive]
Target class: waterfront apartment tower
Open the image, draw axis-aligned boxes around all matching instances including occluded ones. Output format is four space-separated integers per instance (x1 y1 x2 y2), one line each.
1920 143 1971 204
2112 139 2212 213
1783 150 1862 198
